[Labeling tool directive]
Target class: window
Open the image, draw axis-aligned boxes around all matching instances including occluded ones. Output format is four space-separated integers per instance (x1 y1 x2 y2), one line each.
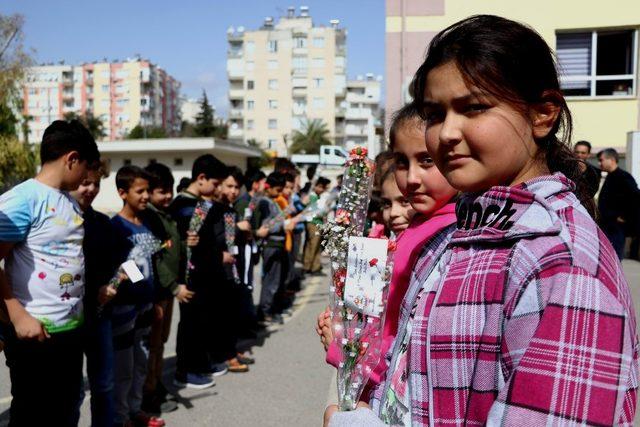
268 60 278 70
294 37 307 48
313 37 325 48
268 139 277 149
28 88 36 95
246 61 255 71
268 79 278 90
101 84 109 93
312 97 325 109
556 29 637 97
267 40 278 53
292 116 304 130
115 69 129 78
247 80 254 90
174 158 183 166
312 58 325 68
101 70 110 78
313 78 324 88
293 56 308 70
268 119 277 129
245 41 255 54
101 99 109 107
247 119 254 130
247 100 255 110
268 99 278 109
116 99 129 107
294 98 307 108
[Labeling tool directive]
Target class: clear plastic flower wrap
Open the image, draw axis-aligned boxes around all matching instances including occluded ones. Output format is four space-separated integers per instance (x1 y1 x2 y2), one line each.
319 146 396 411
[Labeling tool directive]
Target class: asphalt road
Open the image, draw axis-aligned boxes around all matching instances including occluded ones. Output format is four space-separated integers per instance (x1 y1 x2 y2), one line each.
0 259 639 426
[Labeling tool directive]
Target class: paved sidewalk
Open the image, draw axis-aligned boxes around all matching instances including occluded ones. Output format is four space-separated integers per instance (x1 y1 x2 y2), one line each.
0 260 638 425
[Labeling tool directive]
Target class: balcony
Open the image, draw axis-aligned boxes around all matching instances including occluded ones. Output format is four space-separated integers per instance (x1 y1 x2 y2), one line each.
229 108 243 118
345 109 371 120
227 59 245 79
345 124 369 136
227 49 243 59
228 128 244 138
229 89 245 100
293 47 308 56
335 107 346 118
292 87 307 97
62 92 74 100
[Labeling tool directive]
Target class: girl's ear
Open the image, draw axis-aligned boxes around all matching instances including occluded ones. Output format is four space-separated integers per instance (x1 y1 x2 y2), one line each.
530 91 562 139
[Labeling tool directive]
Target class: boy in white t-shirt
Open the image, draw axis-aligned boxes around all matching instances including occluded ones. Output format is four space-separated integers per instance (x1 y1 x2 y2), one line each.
0 120 99 426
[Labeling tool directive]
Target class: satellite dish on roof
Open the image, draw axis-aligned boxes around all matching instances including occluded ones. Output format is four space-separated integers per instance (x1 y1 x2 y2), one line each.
237 26 245 33
227 27 235 34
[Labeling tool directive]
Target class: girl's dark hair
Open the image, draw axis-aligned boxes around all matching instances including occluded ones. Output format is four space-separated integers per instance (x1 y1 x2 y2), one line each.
409 14 594 216
388 103 423 150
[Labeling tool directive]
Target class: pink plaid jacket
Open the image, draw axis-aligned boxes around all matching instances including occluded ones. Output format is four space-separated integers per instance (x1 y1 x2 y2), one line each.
373 173 638 426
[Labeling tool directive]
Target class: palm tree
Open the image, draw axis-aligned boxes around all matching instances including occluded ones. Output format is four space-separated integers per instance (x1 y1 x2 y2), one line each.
290 118 331 154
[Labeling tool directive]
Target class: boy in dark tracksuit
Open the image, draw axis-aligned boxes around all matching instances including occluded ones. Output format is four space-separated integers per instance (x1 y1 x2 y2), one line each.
169 154 228 388
254 173 291 324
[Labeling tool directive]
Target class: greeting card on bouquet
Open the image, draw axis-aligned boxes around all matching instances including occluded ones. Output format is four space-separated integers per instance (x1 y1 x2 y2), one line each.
344 236 388 317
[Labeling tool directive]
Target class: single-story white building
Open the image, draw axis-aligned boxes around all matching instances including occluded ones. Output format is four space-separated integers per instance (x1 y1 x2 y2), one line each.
94 137 262 212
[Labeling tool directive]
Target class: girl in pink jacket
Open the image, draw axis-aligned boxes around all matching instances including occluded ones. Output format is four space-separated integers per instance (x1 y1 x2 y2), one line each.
327 15 637 427
318 105 458 400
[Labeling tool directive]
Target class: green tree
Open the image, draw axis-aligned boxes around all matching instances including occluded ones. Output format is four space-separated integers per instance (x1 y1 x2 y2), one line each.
0 135 37 192
0 14 34 139
63 111 106 140
127 124 167 139
290 118 331 154
194 90 215 137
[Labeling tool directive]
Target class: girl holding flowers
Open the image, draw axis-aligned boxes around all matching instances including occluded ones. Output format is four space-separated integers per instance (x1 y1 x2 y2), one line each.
326 15 637 426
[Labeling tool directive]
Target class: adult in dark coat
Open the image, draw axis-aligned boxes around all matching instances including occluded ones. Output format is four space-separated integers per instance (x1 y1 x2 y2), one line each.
573 140 601 198
597 148 640 259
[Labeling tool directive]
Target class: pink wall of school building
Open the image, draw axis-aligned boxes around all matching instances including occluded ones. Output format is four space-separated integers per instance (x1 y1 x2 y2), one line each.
385 0 443 133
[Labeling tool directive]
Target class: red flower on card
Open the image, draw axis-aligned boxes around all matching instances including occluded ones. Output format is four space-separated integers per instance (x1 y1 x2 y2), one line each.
335 209 351 225
38 272 46 280
369 258 378 267
387 239 397 252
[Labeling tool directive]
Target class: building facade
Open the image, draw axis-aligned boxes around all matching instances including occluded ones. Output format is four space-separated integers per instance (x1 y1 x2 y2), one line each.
180 97 204 124
338 74 383 156
22 58 181 143
385 0 640 150
226 6 347 156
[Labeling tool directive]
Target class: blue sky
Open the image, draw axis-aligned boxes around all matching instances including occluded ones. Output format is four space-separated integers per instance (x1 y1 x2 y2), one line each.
3 0 385 116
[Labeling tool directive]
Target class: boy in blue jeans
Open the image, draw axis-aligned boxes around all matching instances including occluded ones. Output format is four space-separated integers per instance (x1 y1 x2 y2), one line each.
110 166 166 427
0 120 99 426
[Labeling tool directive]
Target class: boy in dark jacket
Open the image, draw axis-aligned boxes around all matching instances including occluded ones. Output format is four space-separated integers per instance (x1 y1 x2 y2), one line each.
169 154 228 388
142 163 194 413
70 160 119 427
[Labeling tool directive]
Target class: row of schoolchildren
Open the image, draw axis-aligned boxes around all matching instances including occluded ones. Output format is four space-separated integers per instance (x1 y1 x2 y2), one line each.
0 118 329 427
318 15 638 426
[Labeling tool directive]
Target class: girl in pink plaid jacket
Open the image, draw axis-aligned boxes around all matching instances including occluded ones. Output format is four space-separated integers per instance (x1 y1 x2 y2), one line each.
326 15 638 427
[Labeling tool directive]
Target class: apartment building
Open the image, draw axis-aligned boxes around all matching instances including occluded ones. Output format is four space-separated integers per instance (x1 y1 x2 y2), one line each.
336 73 383 156
385 0 639 150
226 6 347 156
22 58 181 142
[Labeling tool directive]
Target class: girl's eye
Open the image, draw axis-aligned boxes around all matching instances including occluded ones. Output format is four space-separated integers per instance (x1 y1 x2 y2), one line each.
418 155 434 166
394 156 408 170
464 103 489 114
424 110 444 124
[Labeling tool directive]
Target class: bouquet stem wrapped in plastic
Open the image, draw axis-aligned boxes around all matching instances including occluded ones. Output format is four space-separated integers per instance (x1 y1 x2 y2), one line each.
319 147 395 411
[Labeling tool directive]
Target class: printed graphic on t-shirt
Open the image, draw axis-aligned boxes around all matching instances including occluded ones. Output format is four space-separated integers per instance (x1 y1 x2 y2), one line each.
0 179 85 333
